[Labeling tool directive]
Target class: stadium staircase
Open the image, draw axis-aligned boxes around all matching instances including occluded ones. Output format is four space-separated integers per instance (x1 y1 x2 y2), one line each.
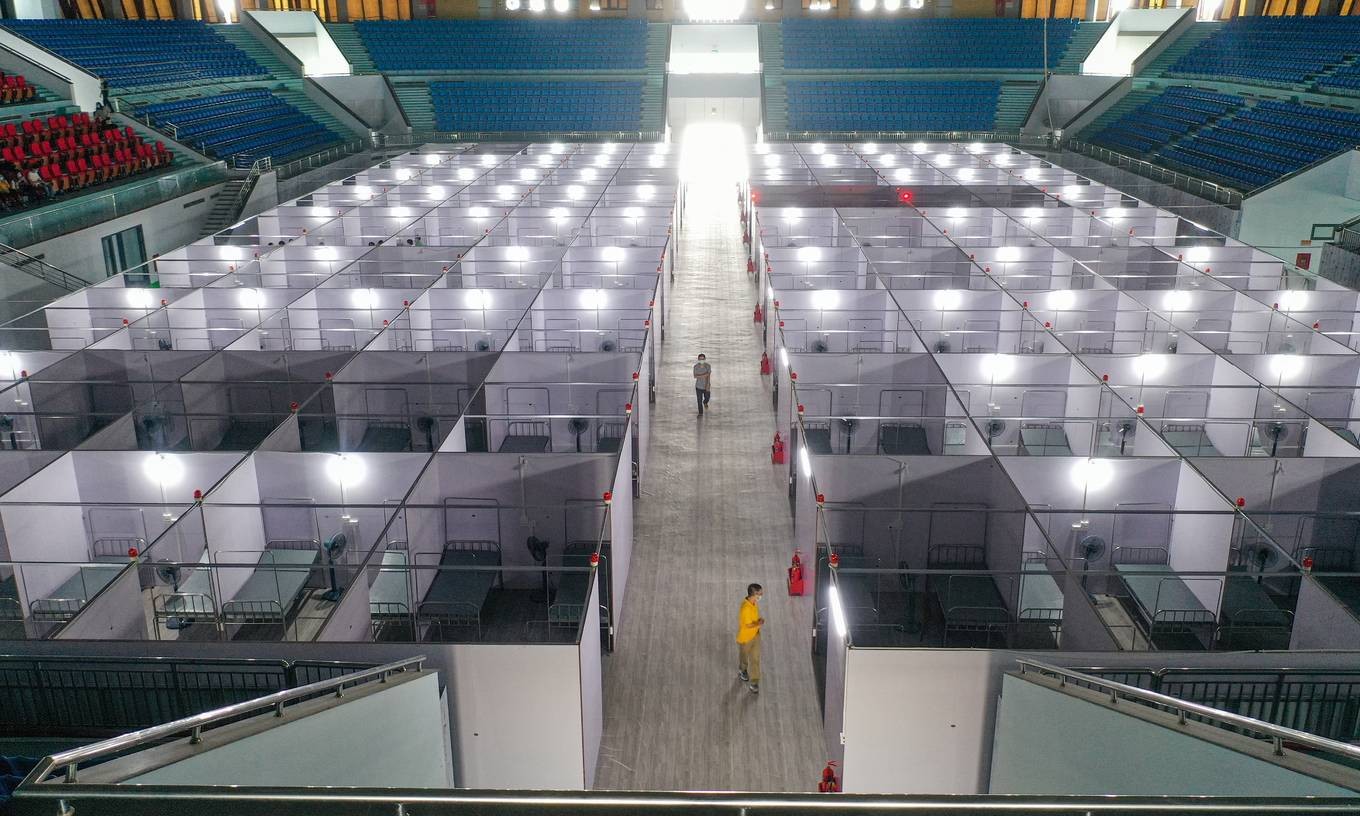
215 24 297 79
198 176 250 238
996 80 1041 130
393 81 435 131
758 23 788 134
1140 22 1222 79
1054 21 1108 74
643 23 668 134
324 23 376 73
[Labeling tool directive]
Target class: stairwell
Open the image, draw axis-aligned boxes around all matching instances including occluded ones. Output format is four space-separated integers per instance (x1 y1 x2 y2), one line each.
758 23 787 135
1078 88 1158 137
215 25 298 80
996 80 1041 131
1054 21 1109 74
274 83 364 144
393 81 435 131
1139 22 1221 79
643 23 669 134
198 177 249 238
325 23 376 74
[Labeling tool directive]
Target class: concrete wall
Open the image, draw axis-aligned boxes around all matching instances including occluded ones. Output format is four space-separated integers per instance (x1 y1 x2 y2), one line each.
17 183 223 282
125 672 453 787
990 672 1358 796
1238 150 1360 270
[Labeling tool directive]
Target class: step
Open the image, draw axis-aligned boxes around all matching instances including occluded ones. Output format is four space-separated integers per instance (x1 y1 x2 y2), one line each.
215 25 295 79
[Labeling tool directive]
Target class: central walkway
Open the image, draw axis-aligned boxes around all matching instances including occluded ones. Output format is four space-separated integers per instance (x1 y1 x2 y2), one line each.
594 182 826 791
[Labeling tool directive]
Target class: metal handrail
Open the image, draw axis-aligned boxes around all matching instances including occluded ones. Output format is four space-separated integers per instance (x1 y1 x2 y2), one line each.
1064 139 1244 207
1016 659 1360 763
28 655 426 785
0 240 90 290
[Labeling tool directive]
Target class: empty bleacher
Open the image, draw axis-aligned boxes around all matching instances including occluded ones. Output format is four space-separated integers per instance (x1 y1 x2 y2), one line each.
353 19 647 72
430 80 643 133
1084 85 1360 192
136 89 341 167
0 19 270 92
1166 16 1360 89
780 19 1079 71
786 79 1001 132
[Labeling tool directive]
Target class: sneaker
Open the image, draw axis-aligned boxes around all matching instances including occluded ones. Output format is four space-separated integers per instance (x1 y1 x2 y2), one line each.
747 683 759 694
738 670 749 682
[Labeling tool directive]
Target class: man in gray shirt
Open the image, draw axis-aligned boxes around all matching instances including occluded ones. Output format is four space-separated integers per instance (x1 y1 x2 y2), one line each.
693 354 712 416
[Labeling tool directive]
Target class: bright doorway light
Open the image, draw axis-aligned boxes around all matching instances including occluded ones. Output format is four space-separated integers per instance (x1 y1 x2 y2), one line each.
680 122 749 186
683 0 745 20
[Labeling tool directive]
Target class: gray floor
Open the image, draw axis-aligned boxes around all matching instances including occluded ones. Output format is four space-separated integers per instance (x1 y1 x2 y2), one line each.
594 185 826 792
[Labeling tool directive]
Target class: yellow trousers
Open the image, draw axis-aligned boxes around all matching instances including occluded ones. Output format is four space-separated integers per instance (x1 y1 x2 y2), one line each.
738 636 761 684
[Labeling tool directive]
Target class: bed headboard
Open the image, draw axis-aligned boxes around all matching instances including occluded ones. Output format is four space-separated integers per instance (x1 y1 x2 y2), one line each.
445 539 502 562
1112 545 1170 566
91 537 142 561
1297 546 1354 571
266 538 321 551
506 420 550 437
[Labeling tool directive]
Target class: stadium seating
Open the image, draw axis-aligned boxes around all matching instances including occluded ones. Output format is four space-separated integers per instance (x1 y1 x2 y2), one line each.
0 111 171 211
430 81 644 132
137 89 342 166
1167 16 1360 88
354 19 647 72
1087 85 1360 191
786 80 1000 132
781 19 1079 71
0 72 36 106
0 20 269 90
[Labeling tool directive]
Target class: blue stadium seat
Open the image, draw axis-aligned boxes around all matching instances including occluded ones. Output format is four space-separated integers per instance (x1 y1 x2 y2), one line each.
0 19 269 90
136 90 342 166
781 19 1078 71
785 79 1001 132
355 20 647 72
430 80 644 132
1089 86 1360 191
1167 17 1360 88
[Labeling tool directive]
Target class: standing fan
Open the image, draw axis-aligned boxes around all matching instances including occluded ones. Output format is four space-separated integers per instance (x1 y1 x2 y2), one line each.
812 338 830 353
526 535 551 603
1077 534 1107 566
568 418 590 452
986 418 1007 440
417 416 436 451
1116 417 1137 455
320 533 348 602
154 559 192 630
474 339 492 352
0 415 14 450
839 416 858 454
599 338 617 352
1236 539 1281 572
933 338 952 353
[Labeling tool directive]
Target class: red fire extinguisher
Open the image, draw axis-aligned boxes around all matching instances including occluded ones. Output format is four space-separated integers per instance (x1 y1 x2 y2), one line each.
753 303 764 323
771 431 786 465
818 761 840 792
747 258 755 275
788 550 805 596
759 352 771 375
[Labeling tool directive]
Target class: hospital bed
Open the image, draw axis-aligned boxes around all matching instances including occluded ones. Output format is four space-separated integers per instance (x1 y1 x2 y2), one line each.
29 537 139 623
878 422 930 455
1297 546 1360 617
369 544 412 639
357 420 413 452
219 540 321 627
803 420 834 455
1018 423 1073 456
1216 575 1292 650
829 544 879 625
547 549 594 630
1017 553 1064 647
417 540 501 639
926 503 1009 645
1 574 24 637
1113 545 1217 649
595 419 628 454
152 553 217 628
1161 423 1221 457
498 420 551 453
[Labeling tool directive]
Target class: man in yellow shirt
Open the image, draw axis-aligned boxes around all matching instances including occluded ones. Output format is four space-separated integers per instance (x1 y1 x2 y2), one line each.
736 583 764 694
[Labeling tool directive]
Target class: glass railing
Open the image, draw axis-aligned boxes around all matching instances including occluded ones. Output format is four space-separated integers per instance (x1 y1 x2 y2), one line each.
0 162 229 248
